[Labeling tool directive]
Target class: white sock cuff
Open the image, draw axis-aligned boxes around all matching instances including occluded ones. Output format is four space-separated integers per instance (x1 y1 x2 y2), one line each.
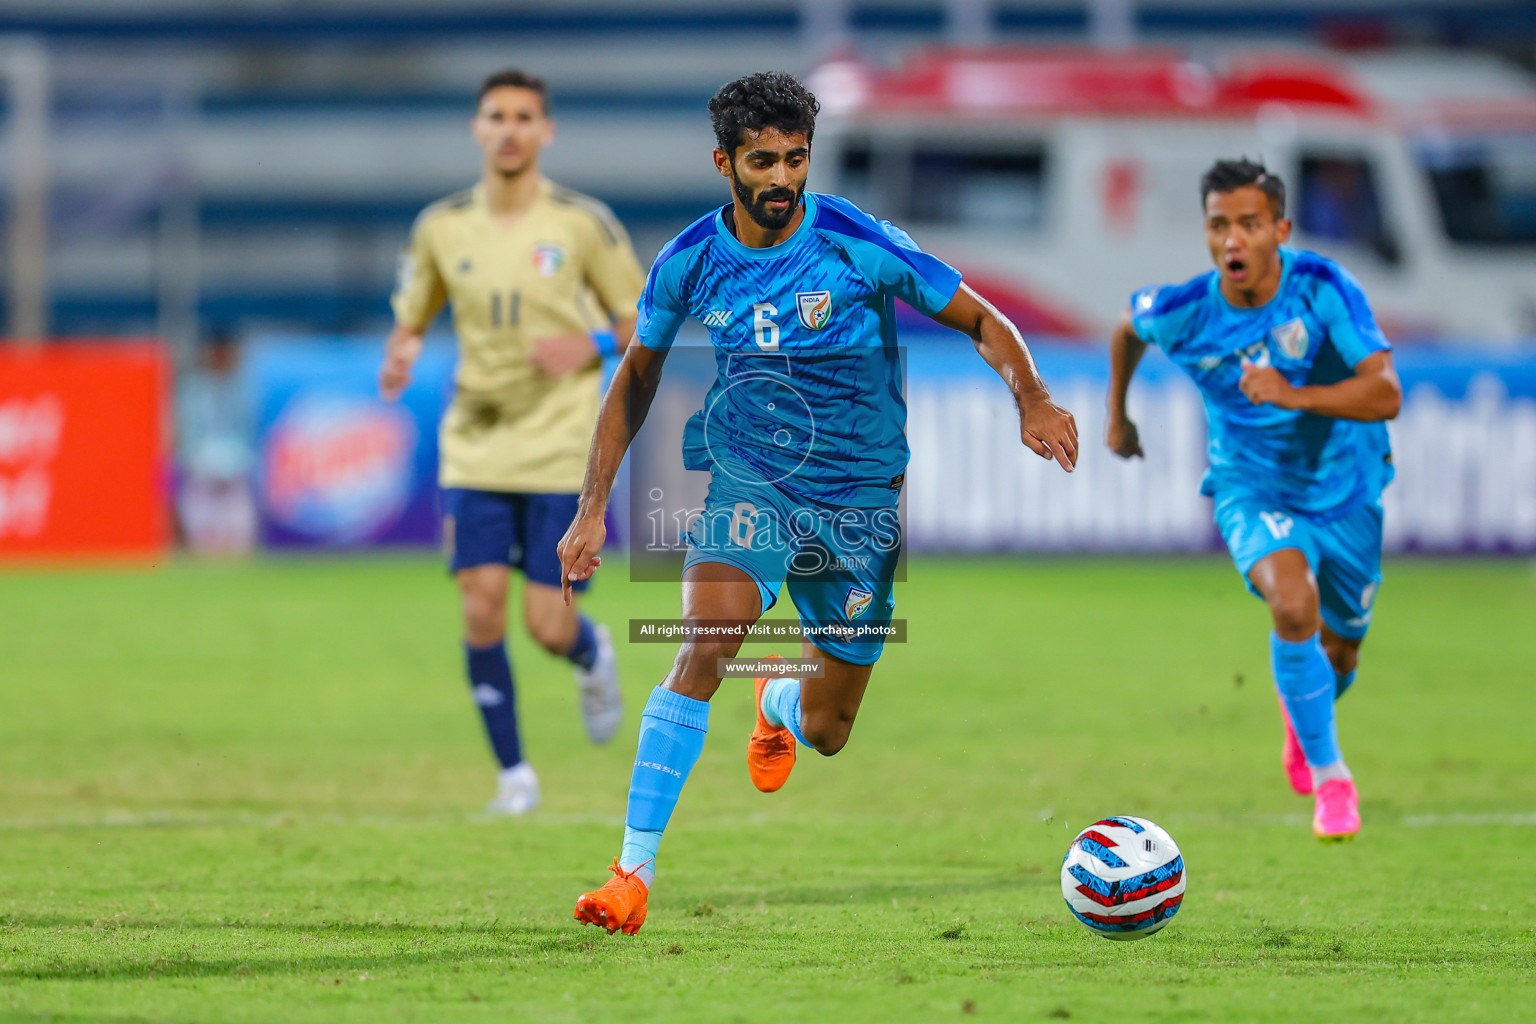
1311 760 1352 785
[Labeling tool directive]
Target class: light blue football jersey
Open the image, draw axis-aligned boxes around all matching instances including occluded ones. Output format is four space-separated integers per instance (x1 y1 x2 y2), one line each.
636 192 962 508
1131 247 1393 516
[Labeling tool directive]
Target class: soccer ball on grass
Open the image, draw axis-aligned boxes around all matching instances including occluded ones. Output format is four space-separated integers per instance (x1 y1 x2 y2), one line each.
1060 815 1185 940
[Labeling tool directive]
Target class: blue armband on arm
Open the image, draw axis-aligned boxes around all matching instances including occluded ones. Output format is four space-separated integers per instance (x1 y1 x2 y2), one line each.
591 329 619 358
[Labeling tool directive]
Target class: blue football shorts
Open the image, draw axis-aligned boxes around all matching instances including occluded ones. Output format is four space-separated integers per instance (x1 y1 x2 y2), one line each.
441 488 586 591
681 458 901 666
1213 489 1383 640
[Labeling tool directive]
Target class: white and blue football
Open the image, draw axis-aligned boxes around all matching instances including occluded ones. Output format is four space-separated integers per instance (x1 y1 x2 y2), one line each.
1060 815 1185 941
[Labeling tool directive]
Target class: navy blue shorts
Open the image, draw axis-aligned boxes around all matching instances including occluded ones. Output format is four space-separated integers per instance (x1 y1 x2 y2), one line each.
441 488 587 590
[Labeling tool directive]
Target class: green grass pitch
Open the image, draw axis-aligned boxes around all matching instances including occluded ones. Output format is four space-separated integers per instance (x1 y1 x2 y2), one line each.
2 555 1533 1022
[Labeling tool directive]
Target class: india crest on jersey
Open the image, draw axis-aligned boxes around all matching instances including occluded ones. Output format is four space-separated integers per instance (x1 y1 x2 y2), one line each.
796 290 833 331
1271 317 1309 360
844 586 873 620
532 243 565 277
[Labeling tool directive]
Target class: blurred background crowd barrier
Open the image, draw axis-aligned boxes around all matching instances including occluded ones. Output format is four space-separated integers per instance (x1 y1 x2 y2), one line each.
1 0 1533 559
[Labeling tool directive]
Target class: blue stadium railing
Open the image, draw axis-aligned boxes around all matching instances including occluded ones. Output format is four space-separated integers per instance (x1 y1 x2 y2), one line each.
2 2 1531 42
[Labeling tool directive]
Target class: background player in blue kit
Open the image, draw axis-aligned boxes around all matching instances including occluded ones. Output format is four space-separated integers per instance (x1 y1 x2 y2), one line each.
556 72 1079 933
1106 159 1403 842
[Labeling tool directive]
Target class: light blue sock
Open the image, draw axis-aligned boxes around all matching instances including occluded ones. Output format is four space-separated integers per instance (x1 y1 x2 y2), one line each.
1271 632 1343 768
617 686 709 888
1335 669 1356 700
760 677 808 747
619 826 662 888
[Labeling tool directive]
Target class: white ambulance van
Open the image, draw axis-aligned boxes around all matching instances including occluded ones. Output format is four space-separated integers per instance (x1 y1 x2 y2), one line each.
809 48 1536 344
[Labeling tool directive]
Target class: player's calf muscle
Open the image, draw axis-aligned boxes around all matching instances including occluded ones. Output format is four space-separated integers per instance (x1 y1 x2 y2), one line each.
1321 630 1361 675
797 657 872 756
799 711 854 756
663 641 742 700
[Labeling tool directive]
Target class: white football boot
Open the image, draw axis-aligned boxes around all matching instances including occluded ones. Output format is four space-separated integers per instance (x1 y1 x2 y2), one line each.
575 623 623 745
485 762 540 816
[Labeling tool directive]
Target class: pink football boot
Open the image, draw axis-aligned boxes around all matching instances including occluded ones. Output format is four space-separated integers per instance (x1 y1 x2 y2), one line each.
1277 695 1313 796
1313 777 1361 842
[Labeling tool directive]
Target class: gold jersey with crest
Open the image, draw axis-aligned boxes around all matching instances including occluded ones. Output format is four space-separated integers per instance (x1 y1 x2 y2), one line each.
392 179 644 492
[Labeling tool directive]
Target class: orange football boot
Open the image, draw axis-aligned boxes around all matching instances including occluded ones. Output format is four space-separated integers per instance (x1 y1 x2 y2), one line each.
573 858 649 935
747 663 796 793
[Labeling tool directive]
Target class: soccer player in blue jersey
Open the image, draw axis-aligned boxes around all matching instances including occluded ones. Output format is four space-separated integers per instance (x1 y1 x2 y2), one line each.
556 72 1079 933
1106 159 1403 841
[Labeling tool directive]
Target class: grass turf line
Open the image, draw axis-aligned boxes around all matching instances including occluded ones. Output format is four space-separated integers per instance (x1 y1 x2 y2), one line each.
0 556 1533 1022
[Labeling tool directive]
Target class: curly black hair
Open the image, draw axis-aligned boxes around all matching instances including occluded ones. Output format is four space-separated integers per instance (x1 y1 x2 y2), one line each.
708 72 820 157
1200 158 1285 218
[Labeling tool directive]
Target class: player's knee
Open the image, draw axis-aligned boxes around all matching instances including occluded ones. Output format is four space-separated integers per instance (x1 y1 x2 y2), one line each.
524 611 573 656
462 594 507 646
1266 588 1319 641
1322 637 1359 676
527 624 568 656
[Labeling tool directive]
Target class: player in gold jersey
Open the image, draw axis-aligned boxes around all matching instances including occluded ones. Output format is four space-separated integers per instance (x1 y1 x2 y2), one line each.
380 69 645 815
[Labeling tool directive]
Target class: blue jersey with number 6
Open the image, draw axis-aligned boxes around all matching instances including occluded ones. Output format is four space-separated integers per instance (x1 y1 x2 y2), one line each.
636 192 962 509
1131 247 1393 516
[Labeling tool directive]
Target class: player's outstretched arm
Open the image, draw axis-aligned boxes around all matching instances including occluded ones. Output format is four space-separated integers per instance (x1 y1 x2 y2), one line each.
379 325 425 401
557 339 667 603
931 283 1078 472
1239 351 1402 421
1106 307 1148 459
